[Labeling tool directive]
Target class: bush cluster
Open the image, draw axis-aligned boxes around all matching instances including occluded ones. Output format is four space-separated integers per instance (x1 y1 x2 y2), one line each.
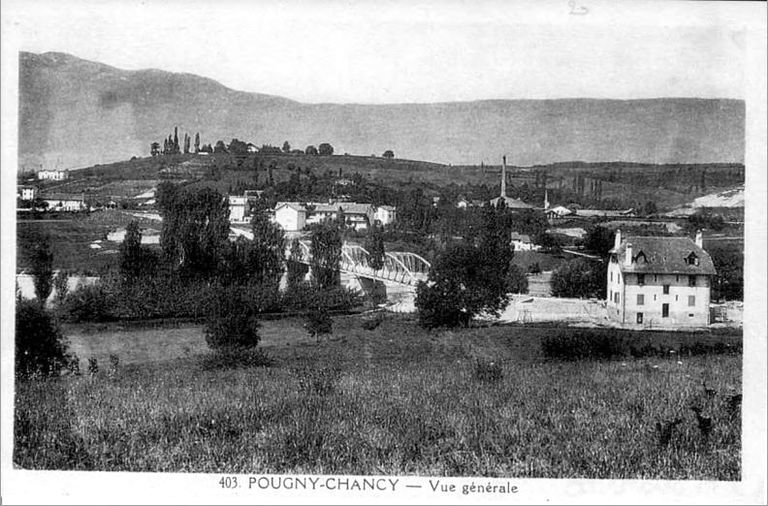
541 331 625 361
15 300 70 379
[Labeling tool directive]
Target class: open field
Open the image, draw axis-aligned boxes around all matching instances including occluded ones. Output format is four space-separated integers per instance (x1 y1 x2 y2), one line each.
16 316 742 478
17 210 161 274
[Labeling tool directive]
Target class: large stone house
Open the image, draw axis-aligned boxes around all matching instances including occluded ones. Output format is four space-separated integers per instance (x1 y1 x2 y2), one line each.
606 230 716 328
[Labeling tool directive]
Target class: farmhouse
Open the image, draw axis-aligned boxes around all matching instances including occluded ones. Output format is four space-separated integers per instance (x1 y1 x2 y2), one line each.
274 202 307 231
228 196 249 223
37 169 68 181
307 202 375 230
606 230 716 328
510 232 539 251
17 185 37 201
374 205 397 226
42 194 87 212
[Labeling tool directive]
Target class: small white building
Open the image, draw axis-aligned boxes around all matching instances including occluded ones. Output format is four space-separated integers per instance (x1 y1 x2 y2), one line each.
37 170 68 181
43 194 86 212
228 196 249 223
510 232 539 251
607 230 716 328
17 186 37 201
306 202 375 231
374 205 397 226
274 202 307 231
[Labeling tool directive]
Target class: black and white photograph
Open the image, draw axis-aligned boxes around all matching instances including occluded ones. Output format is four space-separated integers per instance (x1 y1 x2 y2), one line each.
1 0 766 504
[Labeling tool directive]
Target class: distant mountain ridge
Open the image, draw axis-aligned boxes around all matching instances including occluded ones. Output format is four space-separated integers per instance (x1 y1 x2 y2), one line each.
19 51 745 171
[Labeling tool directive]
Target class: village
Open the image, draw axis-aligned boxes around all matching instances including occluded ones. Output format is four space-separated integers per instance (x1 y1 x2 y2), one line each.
16 150 744 330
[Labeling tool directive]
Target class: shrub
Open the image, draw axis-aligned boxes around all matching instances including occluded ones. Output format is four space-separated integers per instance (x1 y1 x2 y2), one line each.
361 313 384 331
61 282 115 322
204 285 261 352
305 307 332 342
15 300 69 379
541 330 625 361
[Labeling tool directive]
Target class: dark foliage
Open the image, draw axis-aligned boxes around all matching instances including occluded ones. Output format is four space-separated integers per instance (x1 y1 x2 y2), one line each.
541 331 625 361
204 284 262 352
310 219 343 289
15 300 69 378
473 358 503 384
550 258 606 299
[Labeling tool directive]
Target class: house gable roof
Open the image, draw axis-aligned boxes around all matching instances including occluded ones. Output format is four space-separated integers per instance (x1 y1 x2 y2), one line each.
611 236 716 275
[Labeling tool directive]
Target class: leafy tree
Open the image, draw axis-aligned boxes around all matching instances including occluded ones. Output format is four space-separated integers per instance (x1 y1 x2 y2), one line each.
550 258 606 299
119 221 156 283
709 245 743 301
194 132 200 153
173 127 180 154
282 141 291 153
52 269 69 307
157 184 230 278
415 240 511 328
286 238 309 290
305 306 332 342
204 284 261 352
506 264 529 294
15 300 69 378
228 138 248 155
364 224 385 270
382 150 394 159
310 219 343 289
583 225 615 257
686 210 725 234
21 229 54 305
150 142 161 157
318 143 334 156
250 210 286 287
214 140 228 154
183 133 191 154
305 145 318 155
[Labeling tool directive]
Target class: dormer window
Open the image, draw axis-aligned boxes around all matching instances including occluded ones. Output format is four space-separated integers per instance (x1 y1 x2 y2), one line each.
685 252 699 266
635 251 647 264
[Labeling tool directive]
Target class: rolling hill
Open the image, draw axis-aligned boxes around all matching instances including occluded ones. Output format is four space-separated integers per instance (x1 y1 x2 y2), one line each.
19 51 745 171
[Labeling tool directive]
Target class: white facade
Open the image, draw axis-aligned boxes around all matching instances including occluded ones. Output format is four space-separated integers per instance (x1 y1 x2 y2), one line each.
607 230 715 328
374 206 397 225
37 170 68 181
510 232 539 251
18 186 36 200
44 197 86 212
228 196 248 223
274 203 306 231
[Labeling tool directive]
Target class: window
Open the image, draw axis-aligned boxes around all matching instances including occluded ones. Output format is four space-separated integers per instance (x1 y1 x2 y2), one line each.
676 275 679 282
653 294 657 301
614 292 620 304
688 295 695 307
654 275 658 282
609 290 612 303
689 275 696 287
686 252 699 266
662 303 669 318
610 272 613 282
663 285 670 295
675 295 678 301
637 294 644 305
637 274 645 285
636 312 643 324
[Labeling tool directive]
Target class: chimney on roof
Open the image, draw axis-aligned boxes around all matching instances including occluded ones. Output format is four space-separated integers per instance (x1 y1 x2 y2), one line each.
614 229 622 251
501 156 507 198
695 229 703 248
625 242 633 266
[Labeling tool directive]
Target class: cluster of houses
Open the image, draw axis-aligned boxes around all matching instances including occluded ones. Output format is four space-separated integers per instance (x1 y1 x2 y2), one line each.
227 194 397 231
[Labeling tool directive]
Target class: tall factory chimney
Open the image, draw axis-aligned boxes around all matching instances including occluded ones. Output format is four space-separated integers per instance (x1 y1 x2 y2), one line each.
501 155 507 198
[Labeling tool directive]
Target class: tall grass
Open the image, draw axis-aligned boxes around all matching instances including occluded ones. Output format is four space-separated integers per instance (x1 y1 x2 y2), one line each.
14 319 742 479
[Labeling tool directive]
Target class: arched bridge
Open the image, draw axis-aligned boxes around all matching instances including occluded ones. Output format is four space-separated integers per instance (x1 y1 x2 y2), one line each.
290 240 431 287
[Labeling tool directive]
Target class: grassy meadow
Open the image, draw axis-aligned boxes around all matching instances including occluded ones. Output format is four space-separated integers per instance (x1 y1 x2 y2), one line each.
14 316 742 479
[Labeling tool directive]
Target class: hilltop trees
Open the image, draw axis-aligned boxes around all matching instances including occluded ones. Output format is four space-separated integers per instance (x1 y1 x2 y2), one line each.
194 132 200 153
382 150 394 159
282 141 291 153
150 142 161 157
318 143 334 156
305 145 318 155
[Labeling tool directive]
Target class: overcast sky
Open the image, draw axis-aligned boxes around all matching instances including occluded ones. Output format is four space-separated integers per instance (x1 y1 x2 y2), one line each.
2 0 748 103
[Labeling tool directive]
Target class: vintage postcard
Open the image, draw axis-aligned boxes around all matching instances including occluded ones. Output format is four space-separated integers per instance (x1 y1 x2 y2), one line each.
1 0 765 504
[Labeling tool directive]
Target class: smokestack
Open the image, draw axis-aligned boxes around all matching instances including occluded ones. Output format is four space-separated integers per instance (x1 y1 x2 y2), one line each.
614 229 622 251
501 156 507 197
625 243 633 266
695 229 703 248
